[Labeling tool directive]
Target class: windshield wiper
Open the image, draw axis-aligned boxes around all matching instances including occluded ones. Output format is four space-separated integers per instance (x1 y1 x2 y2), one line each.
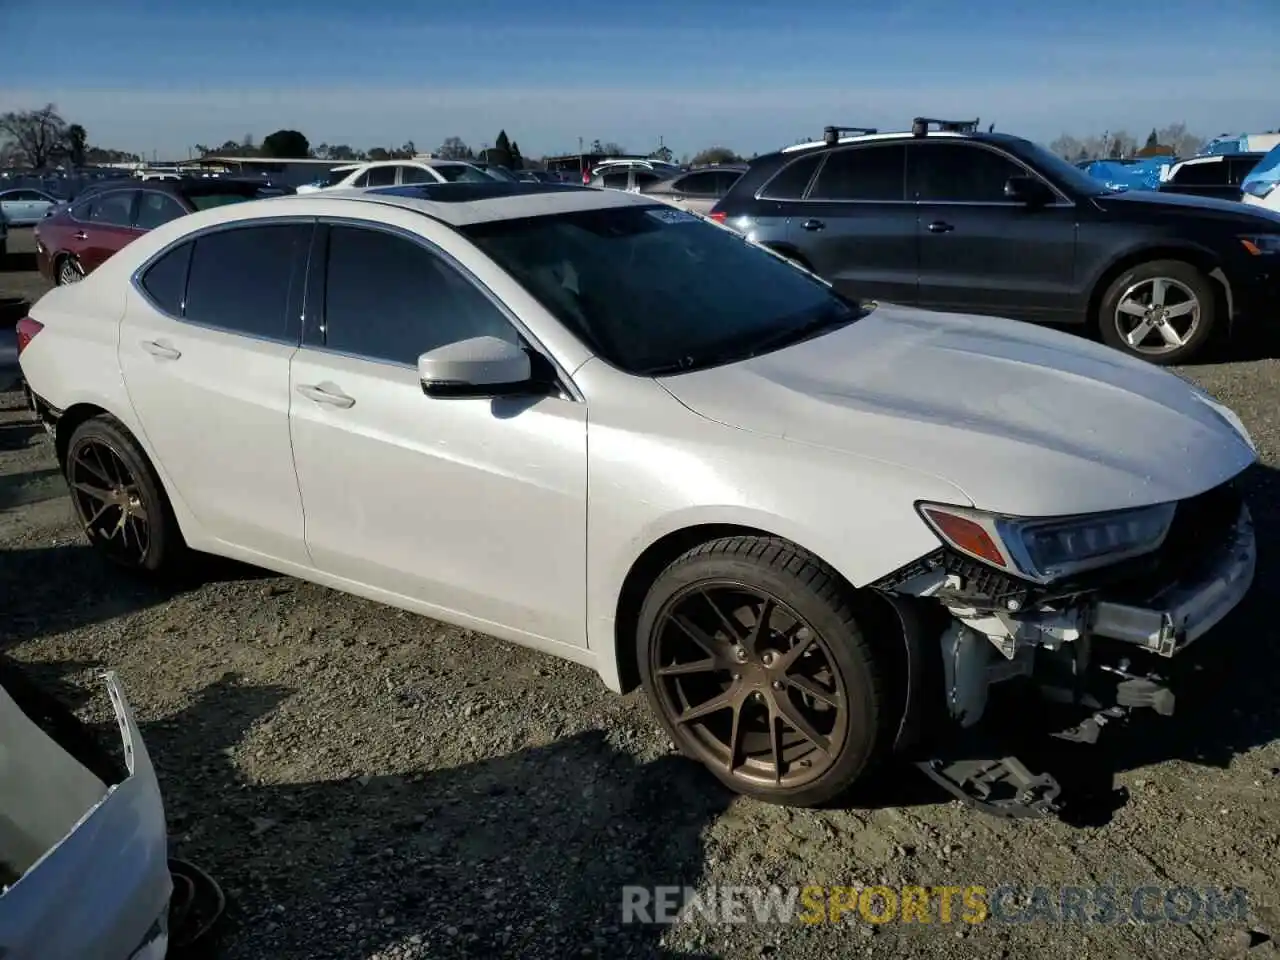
743 305 861 358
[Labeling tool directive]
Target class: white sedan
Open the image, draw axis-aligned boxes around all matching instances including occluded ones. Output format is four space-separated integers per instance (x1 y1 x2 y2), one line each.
295 159 494 193
0 188 60 226
15 181 1258 814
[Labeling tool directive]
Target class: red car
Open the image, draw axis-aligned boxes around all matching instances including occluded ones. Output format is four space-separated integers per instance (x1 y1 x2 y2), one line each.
34 179 274 286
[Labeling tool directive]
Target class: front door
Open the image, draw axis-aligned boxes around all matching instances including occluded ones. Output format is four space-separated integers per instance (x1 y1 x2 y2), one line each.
118 220 313 564
909 141 1078 324
780 143 919 305
288 221 588 646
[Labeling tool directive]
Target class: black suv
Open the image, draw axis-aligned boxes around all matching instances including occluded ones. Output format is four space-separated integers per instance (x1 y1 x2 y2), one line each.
710 118 1280 364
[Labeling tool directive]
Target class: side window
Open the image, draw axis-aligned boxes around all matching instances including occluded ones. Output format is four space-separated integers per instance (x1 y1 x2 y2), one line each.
88 190 137 226
365 166 398 187
350 170 371 188
633 171 662 190
713 171 742 195
399 166 435 184
70 198 95 221
809 145 907 201
673 171 719 196
134 192 187 230
139 242 193 316
183 224 310 339
910 144 1024 203
1170 161 1221 186
757 153 823 200
322 226 518 365
1228 157 1260 185
600 171 630 190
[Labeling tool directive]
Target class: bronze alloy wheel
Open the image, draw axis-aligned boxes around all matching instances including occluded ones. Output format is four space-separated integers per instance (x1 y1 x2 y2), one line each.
649 581 848 790
67 435 152 566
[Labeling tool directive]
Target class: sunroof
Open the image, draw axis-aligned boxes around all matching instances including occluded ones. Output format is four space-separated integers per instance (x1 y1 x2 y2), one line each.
366 181 585 203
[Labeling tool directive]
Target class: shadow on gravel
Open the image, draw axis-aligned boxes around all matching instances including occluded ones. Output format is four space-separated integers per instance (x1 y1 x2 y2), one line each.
0 543 278 650
130 674 733 960
0 417 41 453
6 662 729 959
1 252 38 273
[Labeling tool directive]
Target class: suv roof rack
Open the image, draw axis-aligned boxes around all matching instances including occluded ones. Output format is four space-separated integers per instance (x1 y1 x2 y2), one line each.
822 125 879 145
911 116 980 136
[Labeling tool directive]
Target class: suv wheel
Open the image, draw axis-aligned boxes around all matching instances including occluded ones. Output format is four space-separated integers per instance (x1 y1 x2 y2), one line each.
1098 259 1216 364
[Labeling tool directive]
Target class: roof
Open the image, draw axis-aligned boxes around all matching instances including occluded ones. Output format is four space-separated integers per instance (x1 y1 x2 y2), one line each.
271 180 654 225
779 129 1020 154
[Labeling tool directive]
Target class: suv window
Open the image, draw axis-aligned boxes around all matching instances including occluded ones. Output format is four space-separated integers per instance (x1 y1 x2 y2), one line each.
713 170 742 195
910 143 1025 202
350 170 371 188
88 190 137 226
322 226 518 365
1170 160 1224 186
399 166 436 184
134 192 187 230
365 166 398 187
183 224 309 338
757 153 824 200
809 145 907 202
139 242 193 315
1227 156 1261 185
600 171 630 190
673 171 720 196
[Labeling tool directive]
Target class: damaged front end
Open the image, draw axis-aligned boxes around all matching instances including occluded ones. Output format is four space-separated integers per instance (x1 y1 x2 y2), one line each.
876 478 1257 819
1 664 172 960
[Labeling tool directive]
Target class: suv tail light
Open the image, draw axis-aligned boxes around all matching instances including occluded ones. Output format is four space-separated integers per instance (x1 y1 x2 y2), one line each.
15 316 43 355
709 211 727 223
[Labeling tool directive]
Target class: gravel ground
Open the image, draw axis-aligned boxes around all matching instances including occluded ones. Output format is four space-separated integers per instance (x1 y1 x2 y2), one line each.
3 237 1280 959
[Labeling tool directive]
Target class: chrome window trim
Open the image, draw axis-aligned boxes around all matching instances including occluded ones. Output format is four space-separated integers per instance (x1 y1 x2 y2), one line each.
129 215 317 346
309 217 584 404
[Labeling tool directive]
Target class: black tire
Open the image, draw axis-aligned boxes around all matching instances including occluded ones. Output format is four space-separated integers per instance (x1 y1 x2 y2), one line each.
1097 259 1216 365
637 535 886 807
63 415 187 575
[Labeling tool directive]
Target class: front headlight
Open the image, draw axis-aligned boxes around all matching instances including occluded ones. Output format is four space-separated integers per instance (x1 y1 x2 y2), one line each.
917 500 1177 584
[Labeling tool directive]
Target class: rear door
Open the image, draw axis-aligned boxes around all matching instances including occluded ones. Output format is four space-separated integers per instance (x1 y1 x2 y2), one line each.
779 143 918 304
911 140 1078 323
79 189 142 272
132 190 188 234
119 220 314 563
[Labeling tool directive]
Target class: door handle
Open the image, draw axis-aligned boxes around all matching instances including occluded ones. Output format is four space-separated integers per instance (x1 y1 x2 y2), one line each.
74 230 88 241
927 221 955 233
801 219 825 231
297 383 356 409
140 340 181 360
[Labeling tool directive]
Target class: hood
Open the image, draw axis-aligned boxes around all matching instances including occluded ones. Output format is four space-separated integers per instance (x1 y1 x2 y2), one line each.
1095 188 1280 226
658 305 1256 517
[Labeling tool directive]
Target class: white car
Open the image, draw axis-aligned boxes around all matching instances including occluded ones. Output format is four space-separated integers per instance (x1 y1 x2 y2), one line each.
14 182 1258 815
295 160 494 193
1242 142 1280 213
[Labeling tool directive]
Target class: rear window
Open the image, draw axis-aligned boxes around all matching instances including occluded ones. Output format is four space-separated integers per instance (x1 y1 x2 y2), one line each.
433 164 492 184
758 153 823 200
182 188 266 211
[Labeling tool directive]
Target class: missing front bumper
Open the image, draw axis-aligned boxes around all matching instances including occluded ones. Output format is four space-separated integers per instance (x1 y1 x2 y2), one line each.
1089 503 1256 657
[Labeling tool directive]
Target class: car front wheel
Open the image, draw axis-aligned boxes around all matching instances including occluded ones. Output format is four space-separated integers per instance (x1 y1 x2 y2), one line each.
1098 259 1216 364
637 535 885 807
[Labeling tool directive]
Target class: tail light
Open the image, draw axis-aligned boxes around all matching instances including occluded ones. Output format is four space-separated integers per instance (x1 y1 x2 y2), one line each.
15 316 43 355
709 211 727 224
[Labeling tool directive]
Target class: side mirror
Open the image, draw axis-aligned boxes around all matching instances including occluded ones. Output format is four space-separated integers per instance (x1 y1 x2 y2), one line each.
418 336 541 398
1004 175 1054 206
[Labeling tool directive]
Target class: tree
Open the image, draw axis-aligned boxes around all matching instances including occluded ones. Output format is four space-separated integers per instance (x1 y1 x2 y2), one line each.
63 123 88 167
0 104 68 169
436 136 473 160
489 129 514 168
690 146 742 166
649 144 674 164
1157 122 1205 158
509 139 524 170
260 129 310 158
367 146 390 162
1145 128 1159 149
599 141 626 156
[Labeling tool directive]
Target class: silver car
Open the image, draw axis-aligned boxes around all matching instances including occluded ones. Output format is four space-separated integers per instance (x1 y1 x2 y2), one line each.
642 165 747 216
0 189 60 226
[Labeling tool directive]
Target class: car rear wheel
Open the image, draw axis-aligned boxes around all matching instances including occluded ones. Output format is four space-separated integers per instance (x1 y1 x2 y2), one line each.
637 535 885 807
56 256 85 285
64 416 186 574
1098 259 1216 364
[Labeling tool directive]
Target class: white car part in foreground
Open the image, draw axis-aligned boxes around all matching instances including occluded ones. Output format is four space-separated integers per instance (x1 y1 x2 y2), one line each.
0 671 171 960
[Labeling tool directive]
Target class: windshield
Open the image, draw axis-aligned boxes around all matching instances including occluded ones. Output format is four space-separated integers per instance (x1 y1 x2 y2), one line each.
1010 139 1118 196
463 205 865 375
